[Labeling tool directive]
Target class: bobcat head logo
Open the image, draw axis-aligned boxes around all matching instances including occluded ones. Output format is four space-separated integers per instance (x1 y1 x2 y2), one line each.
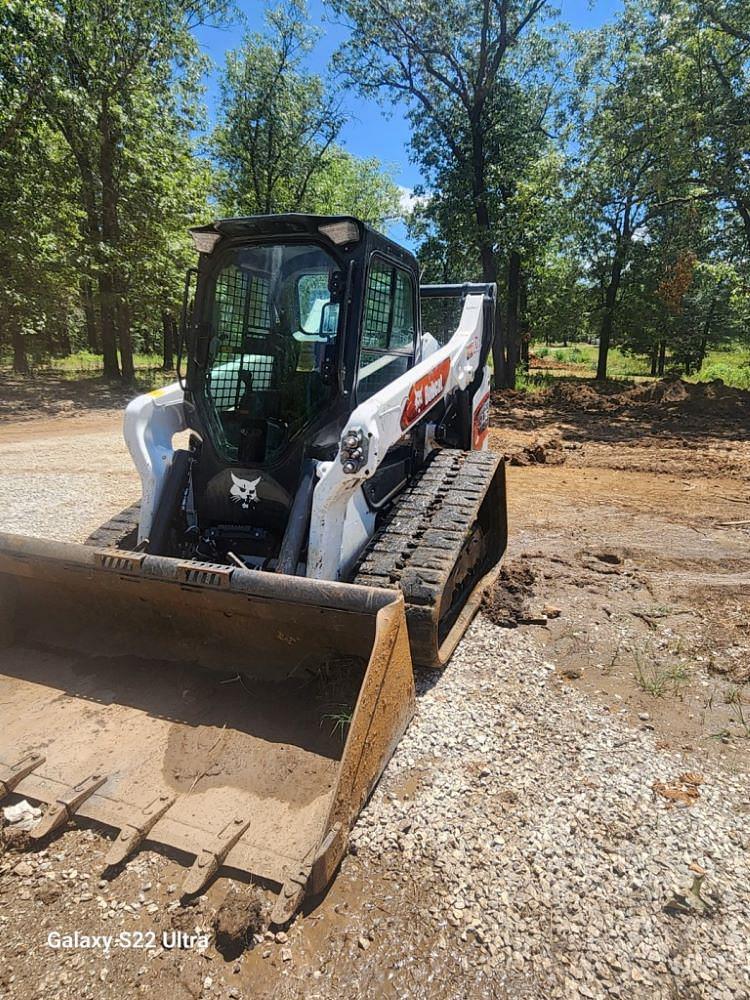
230 472 261 510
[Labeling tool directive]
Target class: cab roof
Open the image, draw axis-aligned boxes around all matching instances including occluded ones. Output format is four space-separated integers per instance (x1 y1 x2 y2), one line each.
189 213 417 272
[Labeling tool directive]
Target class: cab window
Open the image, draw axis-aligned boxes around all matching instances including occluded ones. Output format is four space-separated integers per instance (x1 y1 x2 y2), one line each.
357 258 416 403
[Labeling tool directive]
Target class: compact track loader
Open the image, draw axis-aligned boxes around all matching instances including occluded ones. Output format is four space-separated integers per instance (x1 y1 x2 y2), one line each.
0 214 506 921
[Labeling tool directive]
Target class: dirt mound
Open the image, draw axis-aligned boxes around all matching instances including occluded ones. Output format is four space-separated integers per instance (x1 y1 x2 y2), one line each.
213 885 268 958
0 826 31 855
483 561 536 627
620 377 750 415
529 353 583 371
505 431 566 466
505 377 750 420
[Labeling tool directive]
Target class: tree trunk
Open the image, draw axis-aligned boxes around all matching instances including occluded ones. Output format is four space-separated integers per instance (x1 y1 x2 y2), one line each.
162 312 175 370
519 275 529 373
117 297 135 383
697 296 717 371
505 251 521 389
98 101 122 379
657 340 666 377
11 320 29 374
650 344 658 377
491 302 506 387
697 337 708 371
736 199 750 258
596 255 624 381
81 281 100 353
98 272 120 378
470 121 506 387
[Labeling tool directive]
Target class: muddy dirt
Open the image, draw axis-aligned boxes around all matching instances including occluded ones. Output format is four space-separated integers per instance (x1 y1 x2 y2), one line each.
212 887 267 959
0 376 748 999
491 379 750 759
483 561 537 626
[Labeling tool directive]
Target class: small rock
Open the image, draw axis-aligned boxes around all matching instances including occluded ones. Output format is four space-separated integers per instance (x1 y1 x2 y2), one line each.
280 947 292 963
357 935 370 951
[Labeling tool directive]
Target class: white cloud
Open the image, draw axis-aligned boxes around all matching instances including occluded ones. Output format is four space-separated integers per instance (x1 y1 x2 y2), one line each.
398 186 430 215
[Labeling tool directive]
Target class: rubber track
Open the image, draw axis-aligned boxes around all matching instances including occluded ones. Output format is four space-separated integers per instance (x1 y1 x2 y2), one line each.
354 449 503 668
84 502 141 550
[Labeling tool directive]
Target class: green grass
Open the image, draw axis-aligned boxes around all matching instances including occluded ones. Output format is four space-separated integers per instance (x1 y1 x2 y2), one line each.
530 340 750 388
514 369 555 393
633 649 690 698
320 704 354 741
687 345 750 391
531 342 652 379
47 350 166 373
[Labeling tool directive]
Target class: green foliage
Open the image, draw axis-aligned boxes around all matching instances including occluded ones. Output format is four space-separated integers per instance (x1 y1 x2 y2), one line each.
328 0 564 387
213 0 345 215
0 0 220 379
213 0 400 222
3 0 750 396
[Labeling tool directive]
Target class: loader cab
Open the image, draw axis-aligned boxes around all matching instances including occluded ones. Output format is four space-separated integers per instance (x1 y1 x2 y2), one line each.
181 214 420 562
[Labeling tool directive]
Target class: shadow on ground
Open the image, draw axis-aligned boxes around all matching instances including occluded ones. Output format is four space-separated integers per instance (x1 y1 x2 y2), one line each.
0 370 167 421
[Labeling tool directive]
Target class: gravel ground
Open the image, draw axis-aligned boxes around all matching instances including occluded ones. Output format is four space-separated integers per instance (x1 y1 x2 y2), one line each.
1 410 749 999
350 619 750 998
0 414 138 542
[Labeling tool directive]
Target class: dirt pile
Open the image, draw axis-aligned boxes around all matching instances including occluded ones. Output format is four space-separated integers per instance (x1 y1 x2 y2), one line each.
483 560 536 627
494 376 750 422
212 885 268 958
504 430 566 466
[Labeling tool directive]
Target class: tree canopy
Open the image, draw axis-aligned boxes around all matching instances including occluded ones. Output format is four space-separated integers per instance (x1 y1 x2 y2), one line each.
1 0 749 386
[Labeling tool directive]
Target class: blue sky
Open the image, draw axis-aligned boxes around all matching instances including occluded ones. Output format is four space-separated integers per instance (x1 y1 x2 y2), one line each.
195 0 622 240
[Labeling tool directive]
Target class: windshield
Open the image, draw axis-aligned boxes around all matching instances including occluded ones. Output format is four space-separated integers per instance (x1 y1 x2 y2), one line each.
202 243 341 464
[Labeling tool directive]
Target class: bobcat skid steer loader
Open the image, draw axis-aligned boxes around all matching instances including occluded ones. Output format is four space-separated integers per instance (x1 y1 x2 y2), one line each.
0 214 506 922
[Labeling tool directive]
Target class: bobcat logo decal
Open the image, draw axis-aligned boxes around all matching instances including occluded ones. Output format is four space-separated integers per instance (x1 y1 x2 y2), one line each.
230 472 261 510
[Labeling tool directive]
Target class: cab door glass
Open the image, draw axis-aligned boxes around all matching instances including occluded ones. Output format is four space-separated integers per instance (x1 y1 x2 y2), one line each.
357 258 416 403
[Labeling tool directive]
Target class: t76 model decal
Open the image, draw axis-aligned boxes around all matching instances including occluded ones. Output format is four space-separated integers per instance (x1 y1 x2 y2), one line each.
400 358 451 430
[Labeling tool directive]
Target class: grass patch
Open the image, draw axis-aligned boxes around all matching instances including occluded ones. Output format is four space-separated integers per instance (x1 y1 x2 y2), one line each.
633 649 690 697
530 342 652 379
687 345 750 391
320 704 354 741
47 351 167 373
513 369 555 393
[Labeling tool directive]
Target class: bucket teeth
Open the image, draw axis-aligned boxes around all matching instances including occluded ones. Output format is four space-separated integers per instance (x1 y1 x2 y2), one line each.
104 794 175 869
0 752 46 800
271 865 311 926
182 816 252 896
30 773 107 841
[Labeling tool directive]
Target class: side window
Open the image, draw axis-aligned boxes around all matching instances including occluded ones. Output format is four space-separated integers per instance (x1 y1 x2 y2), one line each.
358 258 416 403
298 272 339 335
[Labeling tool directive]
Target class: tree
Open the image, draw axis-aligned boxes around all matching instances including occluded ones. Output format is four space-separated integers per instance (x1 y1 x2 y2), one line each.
328 0 559 386
6 0 225 380
572 0 750 379
214 0 345 216
0 2 81 373
305 147 401 224
213 0 400 223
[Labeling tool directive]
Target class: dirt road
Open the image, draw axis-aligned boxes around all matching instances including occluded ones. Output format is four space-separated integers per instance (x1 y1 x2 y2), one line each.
0 380 748 1000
